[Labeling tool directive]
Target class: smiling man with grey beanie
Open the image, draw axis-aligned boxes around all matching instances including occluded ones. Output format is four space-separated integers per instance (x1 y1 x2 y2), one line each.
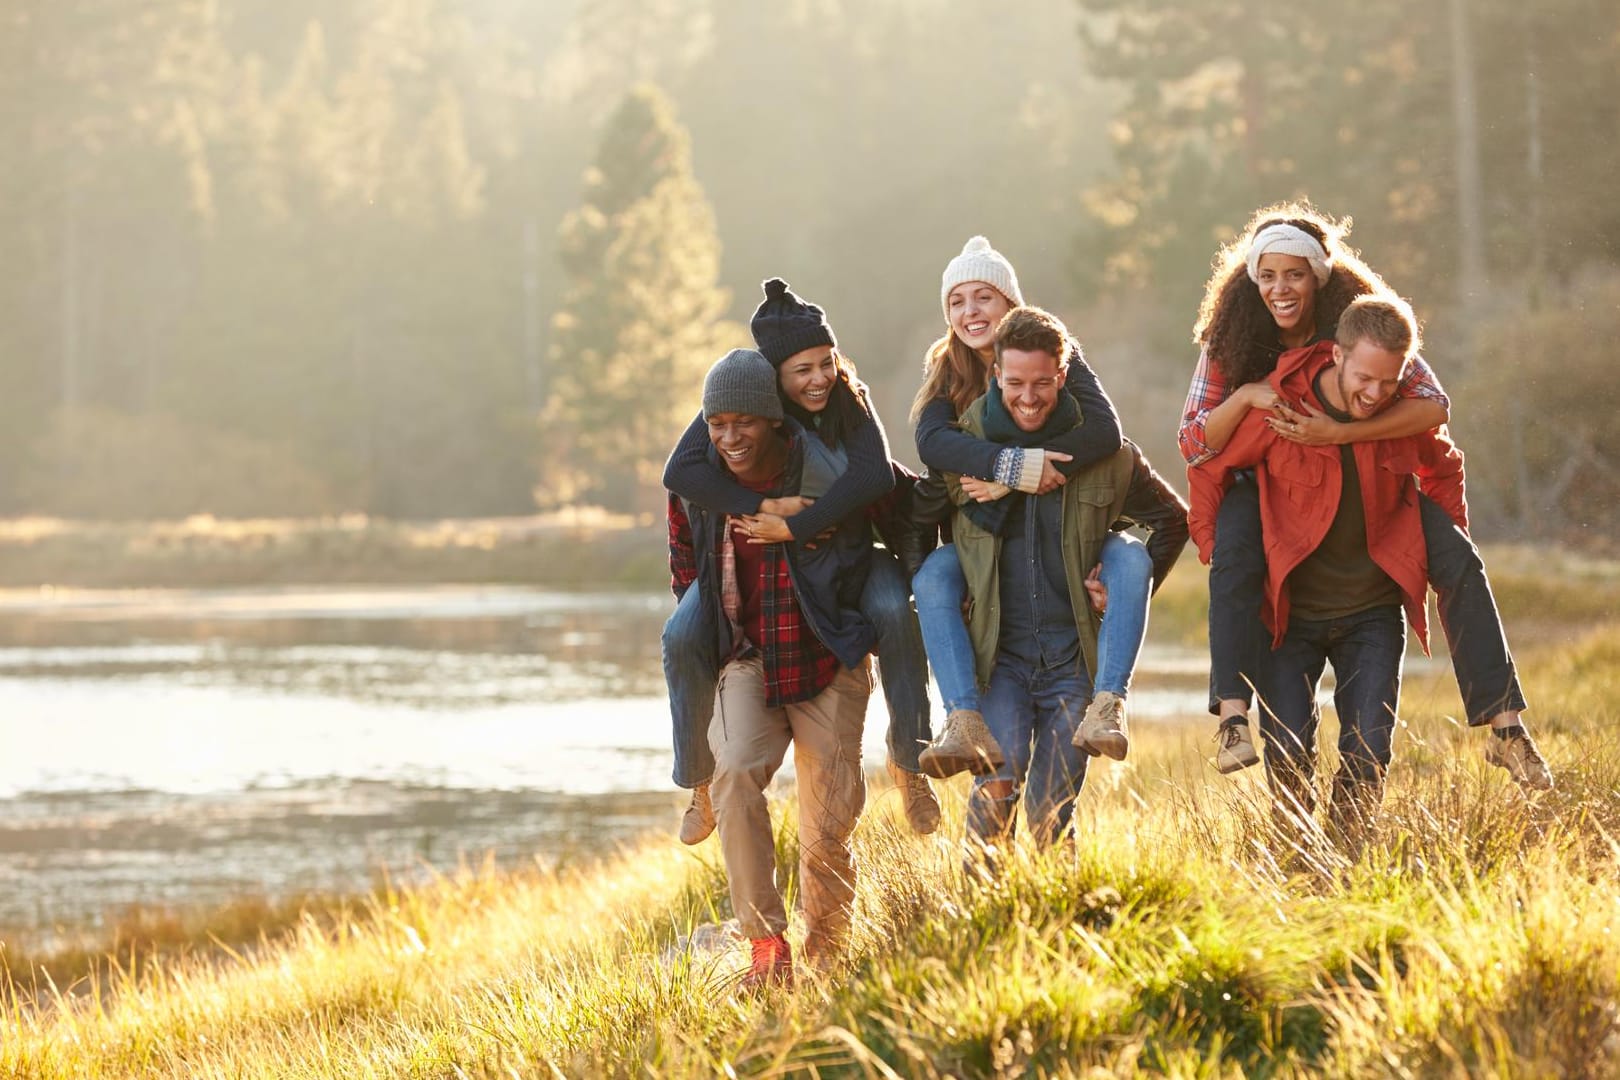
702 348 783 421
667 346 878 989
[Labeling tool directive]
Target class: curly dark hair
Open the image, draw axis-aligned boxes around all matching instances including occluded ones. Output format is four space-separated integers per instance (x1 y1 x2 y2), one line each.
781 351 873 449
1193 201 1390 388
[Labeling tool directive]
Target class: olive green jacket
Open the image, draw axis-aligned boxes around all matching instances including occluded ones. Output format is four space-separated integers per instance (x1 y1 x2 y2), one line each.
946 396 1136 690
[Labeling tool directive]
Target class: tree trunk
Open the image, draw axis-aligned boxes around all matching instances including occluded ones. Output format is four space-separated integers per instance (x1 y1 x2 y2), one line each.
1448 0 1488 321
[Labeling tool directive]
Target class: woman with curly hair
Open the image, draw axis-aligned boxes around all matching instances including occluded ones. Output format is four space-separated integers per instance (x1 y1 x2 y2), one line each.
1184 202 1552 791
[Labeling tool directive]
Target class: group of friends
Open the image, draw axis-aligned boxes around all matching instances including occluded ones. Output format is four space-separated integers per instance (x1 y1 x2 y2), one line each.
656 203 1556 989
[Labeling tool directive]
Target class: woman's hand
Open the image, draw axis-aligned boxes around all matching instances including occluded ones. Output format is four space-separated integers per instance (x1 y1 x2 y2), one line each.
1268 401 1341 446
960 476 1012 503
1036 450 1072 494
737 513 793 544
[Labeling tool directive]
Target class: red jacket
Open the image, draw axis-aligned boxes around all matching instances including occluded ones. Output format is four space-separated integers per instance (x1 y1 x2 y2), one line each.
1187 341 1468 651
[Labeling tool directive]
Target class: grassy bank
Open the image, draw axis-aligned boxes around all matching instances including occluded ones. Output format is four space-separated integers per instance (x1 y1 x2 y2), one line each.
0 513 668 589
4 620 1617 1077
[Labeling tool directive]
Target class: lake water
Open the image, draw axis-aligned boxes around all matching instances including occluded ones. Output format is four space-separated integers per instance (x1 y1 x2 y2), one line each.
0 585 1212 940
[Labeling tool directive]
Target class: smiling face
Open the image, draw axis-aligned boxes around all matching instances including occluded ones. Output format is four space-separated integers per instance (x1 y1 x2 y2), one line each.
947 281 1013 357
995 347 1067 432
706 412 785 482
1329 340 1408 420
778 346 838 413
1255 252 1320 348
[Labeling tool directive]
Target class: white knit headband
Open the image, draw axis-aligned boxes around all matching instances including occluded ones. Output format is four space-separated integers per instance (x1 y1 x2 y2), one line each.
1246 224 1333 286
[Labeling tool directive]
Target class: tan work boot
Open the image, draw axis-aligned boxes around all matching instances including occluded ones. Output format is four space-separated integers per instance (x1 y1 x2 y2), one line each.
918 708 1003 778
1215 719 1260 774
1073 690 1130 760
1484 726 1554 791
886 759 941 835
678 783 715 845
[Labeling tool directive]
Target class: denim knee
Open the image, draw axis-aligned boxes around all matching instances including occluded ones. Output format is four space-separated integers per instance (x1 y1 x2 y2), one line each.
863 560 915 634
1104 532 1153 578
913 544 964 604
662 590 708 654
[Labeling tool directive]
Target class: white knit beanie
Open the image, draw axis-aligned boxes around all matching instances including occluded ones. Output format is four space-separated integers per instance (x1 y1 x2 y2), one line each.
940 235 1024 320
1246 224 1334 286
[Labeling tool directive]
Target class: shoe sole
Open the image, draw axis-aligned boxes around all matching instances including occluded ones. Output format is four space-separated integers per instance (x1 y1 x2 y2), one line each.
1484 751 1555 792
919 749 1004 779
1215 752 1260 775
1487 761 1555 791
679 824 715 845
1075 730 1129 760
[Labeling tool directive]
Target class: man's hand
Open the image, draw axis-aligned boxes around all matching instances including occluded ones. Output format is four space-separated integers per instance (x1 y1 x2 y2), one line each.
1241 380 1285 412
1268 401 1340 446
1084 564 1108 614
1036 450 1073 494
960 476 1012 503
760 496 814 517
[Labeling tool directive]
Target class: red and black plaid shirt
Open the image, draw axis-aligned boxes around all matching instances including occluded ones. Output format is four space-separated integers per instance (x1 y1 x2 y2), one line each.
667 487 841 709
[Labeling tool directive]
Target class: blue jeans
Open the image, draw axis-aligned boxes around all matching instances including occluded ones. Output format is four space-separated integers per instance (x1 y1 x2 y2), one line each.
863 551 933 772
914 543 979 713
967 653 1092 849
1208 479 1529 727
1420 496 1528 725
1207 475 1272 714
1259 604 1404 827
663 551 933 787
915 534 1153 711
664 585 718 789
1094 532 1152 698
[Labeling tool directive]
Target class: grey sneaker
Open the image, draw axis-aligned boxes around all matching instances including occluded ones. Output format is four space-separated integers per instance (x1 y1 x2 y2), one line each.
1073 690 1130 760
1484 727 1554 791
678 783 716 845
1215 719 1260 774
918 709 1004 778
887 759 942 835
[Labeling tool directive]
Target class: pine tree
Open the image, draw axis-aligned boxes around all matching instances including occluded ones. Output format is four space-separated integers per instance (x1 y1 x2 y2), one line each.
540 85 742 514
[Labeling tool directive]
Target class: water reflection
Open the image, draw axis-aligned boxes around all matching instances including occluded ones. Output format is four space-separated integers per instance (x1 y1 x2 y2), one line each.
0 585 1212 937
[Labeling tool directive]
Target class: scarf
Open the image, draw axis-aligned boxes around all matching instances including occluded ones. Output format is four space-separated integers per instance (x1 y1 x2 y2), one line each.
959 379 1081 535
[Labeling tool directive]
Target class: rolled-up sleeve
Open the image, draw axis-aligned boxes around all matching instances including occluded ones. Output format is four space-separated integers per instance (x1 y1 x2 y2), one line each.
1178 346 1229 466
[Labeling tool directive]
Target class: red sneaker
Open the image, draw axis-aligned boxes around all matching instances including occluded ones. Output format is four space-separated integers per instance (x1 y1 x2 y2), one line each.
740 933 793 990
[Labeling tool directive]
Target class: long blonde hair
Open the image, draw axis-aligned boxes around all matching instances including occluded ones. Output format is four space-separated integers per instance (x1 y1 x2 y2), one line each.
910 331 995 424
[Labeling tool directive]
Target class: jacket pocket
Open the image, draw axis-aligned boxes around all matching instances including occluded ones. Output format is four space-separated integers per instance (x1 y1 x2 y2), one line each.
1267 451 1326 510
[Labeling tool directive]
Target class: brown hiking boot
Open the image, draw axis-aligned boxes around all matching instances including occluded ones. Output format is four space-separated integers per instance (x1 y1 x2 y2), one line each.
918 708 1003 778
739 933 793 990
1073 691 1129 760
887 759 941 835
1484 726 1554 791
678 783 715 845
1215 719 1260 774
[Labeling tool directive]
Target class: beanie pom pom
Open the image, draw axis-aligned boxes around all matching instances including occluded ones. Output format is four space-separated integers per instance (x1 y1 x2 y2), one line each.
762 277 790 300
963 235 991 255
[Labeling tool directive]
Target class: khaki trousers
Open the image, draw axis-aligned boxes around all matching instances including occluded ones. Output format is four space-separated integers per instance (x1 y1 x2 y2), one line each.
708 656 871 962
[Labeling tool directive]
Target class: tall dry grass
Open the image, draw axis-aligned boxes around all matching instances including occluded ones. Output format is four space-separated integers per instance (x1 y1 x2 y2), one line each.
2 623 1618 1076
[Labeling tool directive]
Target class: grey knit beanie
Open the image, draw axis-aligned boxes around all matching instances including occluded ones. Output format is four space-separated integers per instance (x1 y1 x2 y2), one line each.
702 348 783 421
940 235 1024 320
